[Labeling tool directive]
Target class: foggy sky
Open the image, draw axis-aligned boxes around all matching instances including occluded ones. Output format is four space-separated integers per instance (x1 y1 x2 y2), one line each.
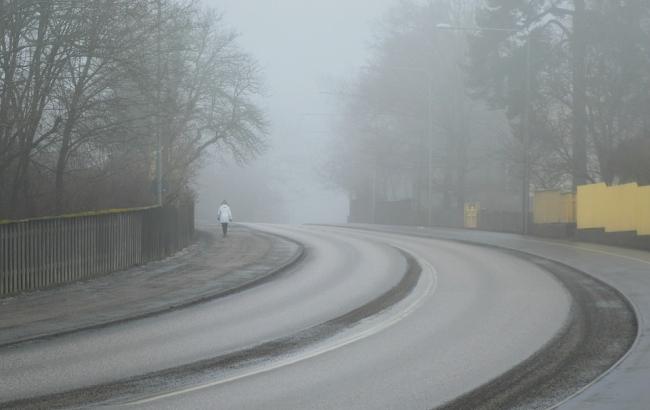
198 0 397 224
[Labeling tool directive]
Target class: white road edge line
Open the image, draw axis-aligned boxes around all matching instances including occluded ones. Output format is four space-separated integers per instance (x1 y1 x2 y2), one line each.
117 249 438 407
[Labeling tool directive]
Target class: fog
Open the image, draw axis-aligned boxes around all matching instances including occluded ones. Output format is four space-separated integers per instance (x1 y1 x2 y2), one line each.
197 0 395 224
2 2 650 406
2 0 648 229
193 0 650 230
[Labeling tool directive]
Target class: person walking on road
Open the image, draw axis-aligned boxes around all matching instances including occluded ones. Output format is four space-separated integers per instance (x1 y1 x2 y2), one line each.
217 200 233 237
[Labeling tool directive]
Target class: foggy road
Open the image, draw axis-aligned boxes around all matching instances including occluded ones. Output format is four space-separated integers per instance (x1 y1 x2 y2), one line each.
0 227 570 408
2 1 649 408
0 225 589 409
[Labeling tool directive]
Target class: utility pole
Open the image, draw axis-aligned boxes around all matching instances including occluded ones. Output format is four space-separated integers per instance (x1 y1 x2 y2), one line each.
371 157 377 224
426 74 434 227
522 39 532 235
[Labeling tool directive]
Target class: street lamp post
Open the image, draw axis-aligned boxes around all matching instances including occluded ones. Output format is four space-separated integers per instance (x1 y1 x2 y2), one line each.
436 23 532 235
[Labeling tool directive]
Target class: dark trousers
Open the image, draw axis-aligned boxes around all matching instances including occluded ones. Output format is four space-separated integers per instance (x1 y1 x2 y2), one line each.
221 223 229 237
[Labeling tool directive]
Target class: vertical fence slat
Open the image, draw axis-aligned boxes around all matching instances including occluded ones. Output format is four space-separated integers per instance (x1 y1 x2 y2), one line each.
101 215 106 276
38 220 43 290
112 215 116 272
15 223 20 294
30 221 36 291
34 221 39 290
84 217 89 279
67 218 71 283
76 217 82 281
19 222 24 293
62 218 68 285
91 216 97 277
2 225 6 294
26 221 32 292
10 224 15 294
71 218 76 282
48 219 54 288
9 224 14 294
1 224 6 295
43 220 48 289
58 218 63 287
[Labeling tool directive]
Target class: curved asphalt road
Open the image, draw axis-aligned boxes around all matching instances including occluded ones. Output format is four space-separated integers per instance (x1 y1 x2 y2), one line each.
1 225 575 409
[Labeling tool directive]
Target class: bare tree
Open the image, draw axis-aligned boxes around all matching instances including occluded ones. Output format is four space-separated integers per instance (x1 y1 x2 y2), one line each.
327 0 512 225
0 0 267 219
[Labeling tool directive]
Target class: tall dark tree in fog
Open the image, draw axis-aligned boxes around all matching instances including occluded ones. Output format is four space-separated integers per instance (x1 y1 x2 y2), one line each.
0 0 266 219
328 0 514 225
469 0 650 188
330 1 465 215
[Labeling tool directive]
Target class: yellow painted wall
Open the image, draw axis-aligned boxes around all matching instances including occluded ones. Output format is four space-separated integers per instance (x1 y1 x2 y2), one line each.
464 202 479 229
604 183 638 232
637 186 650 236
576 183 608 230
533 191 575 224
576 182 650 235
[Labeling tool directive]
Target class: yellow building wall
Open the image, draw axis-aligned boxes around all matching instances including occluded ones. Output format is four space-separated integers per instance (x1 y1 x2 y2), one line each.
576 182 650 235
604 183 638 232
637 186 650 236
464 202 479 229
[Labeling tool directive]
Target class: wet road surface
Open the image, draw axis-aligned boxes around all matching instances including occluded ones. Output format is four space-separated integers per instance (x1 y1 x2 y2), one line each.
2 225 635 409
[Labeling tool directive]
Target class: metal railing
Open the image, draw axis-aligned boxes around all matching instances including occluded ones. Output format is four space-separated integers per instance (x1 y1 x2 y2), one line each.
0 203 194 297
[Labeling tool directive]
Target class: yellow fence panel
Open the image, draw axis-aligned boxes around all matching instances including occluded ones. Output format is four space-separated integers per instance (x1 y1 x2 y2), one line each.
577 183 608 230
604 183 638 232
577 182 650 235
537 183 649 235
464 202 479 229
637 186 650 236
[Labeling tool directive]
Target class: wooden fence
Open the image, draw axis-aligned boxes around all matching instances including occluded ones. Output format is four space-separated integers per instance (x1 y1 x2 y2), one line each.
0 203 194 297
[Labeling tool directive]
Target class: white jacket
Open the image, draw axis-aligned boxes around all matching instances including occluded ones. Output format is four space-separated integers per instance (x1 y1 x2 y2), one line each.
218 204 233 223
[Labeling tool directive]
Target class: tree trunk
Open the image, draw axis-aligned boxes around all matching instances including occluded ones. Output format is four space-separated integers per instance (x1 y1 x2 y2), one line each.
55 44 94 213
9 151 29 218
54 140 70 213
55 103 80 213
